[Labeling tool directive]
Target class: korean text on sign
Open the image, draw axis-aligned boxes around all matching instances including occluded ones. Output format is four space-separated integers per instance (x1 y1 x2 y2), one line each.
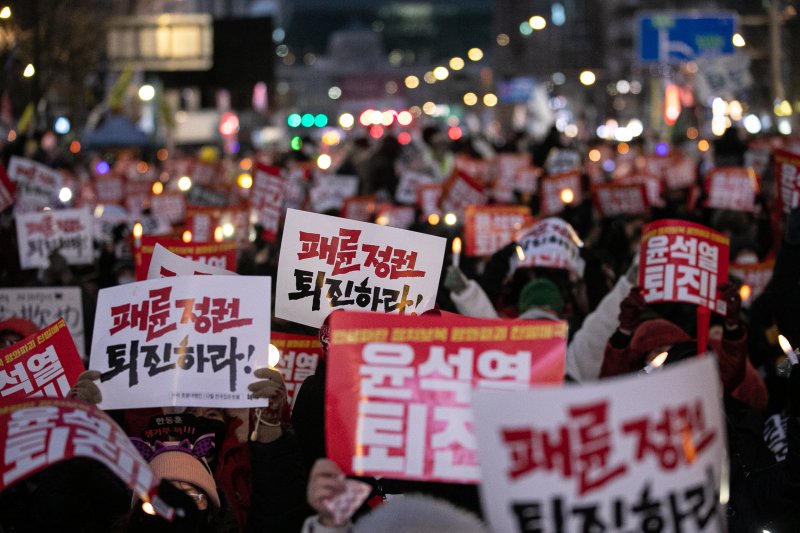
14 208 95 270
0 319 84 405
325 312 566 484
275 209 445 328
774 149 800 214
704 167 759 212
464 205 533 257
134 236 237 281
90 276 271 409
0 398 173 520
638 220 729 312
271 332 321 410
472 356 726 533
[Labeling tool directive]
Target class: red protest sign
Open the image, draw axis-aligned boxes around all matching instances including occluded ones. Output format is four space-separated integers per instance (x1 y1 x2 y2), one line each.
0 162 14 212
186 205 250 244
617 173 663 207
704 167 760 212
252 163 286 241
729 259 774 309
0 319 84 404
134 236 237 281
440 170 488 217
539 171 582 216
150 192 187 225
663 155 698 190
417 184 443 219
342 195 377 222
375 204 416 229
515 165 542 196
453 155 490 185
591 182 648 218
0 398 174 520
774 149 800 214
638 220 729 312
493 153 530 203
95 175 126 205
270 332 321 411
464 205 533 257
325 312 566 484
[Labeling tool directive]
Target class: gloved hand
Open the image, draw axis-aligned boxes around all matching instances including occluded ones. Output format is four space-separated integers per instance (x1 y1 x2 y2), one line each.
443 265 469 295
248 367 288 442
307 459 348 528
625 252 640 284
719 283 742 331
67 370 102 404
618 286 647 335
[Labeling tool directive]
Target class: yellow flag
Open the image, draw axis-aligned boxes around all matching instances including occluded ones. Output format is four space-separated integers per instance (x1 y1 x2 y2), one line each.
16 102 34 134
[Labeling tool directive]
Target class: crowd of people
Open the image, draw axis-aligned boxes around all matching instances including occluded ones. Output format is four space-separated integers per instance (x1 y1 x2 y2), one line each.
0 121 799 533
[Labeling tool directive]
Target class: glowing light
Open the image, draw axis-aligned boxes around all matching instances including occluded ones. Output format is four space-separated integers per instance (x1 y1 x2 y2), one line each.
369 110 383 124
428 213 441 225
423 71 436 84
339 113 355 129
732 33 746 47
138 84 155 101
54 117 70 134
564 124 578 138
137 161 149 174
328 86 342 100
496 33 510 46
141 501 156 516
152 181 164 195
664 83 681 126
729 100 743 121
58 187 72 203
422 101 436 115
515 245 525 261
177 176 192 191
656 142 669 156
219 112 239 136
778 118 792 135
405 75 420 89
157 148 168 161
779 334 794 355
397 132 411 145
739 284 751 302
321 130 341 146
698 139 710 152
463 92 478 106
443 213 457 225
237 173 253 189
132 223 143 239
449 57 464 71
375 214 389 226
317 154 332 170
448 126 462 140
369 125 384 139
560 188 574 204
627 119 644 137
314 114 328 128
381 110 395 126
212 226 223 242
301 113 315 127
287 113 302 128
359 110 373 126
528 15 547 30
579 70 596 86
687 127 699 140
290 136 302 150
588 149 601 162
467 48 483 61
268 344 281 368
0 7 10 19
96 161 110 175
711 116 728 136
483 93 498 107
222 223 235 238
617 143 629 155
182 230 192 243
451 237 462 255
433 66 449 80
69 140 80 153
397 110 413 126
23 64 34 78
743 114 762 134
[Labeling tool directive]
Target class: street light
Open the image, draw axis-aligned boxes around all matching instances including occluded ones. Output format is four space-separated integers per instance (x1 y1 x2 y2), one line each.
138 84 155 101
579 70 596 86
732 33 746 47
529 16 547 30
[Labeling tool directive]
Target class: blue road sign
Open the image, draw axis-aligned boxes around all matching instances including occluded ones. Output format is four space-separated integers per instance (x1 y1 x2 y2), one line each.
638 12 738 63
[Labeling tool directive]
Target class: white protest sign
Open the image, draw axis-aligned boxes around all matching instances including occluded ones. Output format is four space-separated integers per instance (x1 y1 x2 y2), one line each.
90 275 271 409
395 170 434 205
309 175 359 213
0 287 86 354
8 156 63 213
251 163 286 238
275 208 446 328
14 208 94 269
147 244 237 279
545 148 582 175
514 218 585 277
472 356 726 533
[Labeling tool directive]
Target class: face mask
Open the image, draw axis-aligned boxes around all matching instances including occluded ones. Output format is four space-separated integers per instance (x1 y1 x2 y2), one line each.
194 416 227 465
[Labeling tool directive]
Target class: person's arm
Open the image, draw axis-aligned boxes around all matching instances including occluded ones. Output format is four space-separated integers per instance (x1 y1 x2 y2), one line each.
445 265 500 319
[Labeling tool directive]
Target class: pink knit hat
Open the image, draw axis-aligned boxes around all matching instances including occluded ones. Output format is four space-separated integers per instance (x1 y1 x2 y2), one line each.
148 450 220 508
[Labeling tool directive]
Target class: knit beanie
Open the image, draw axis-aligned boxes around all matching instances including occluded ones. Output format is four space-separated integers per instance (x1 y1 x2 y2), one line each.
148 450 220 508
630 319 691 355
0 317 39 339
518 279 564 314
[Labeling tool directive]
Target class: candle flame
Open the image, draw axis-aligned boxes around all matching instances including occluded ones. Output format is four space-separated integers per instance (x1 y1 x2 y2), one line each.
515 244 525 261
560 188 575 204
452 237 462 255
268 344 280 368
132 222 143 239
739 284 751 301
778 334 793 355
651 351 669 368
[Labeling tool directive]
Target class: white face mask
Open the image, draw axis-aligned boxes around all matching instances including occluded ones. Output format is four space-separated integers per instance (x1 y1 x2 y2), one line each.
734 252 758 265
116 274 135 285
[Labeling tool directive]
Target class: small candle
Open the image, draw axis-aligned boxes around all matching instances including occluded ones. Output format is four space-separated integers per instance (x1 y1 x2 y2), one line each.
642 351 668 374
778 334 798 365
451 237 462 268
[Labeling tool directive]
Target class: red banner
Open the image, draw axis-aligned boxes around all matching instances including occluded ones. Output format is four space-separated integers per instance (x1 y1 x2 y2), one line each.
663 155 697 190
150 192 187 225
591 183 648 217
539 171 582 216
252 163 286 241
638 220 729 312
0 319 84 404
704 167 759 212
0 162 13 212
464 205 533 257
0 398 174 519
95 175 126 205
774 149 800 214
271 332 321 410
134 236 238 281
185 205 250 244
440 171 488 217
417 184 443 218
493 153 530 203
342 195 377 222
729 259 774 309
326 312 566 484
617 173 663 207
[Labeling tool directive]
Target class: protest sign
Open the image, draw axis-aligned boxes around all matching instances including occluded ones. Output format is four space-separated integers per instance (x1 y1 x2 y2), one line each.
664 155 698 190
14 208 94 269
283 164 311 210
150 192 186 225
309 175 359 213
90 275 271 409
513 218 585 277
124 178 153 216
515 165 542 196
464 205 533 257
326 311 566 483
774 149 800 214
396 170 435 205
639 220 729 312
591 182 649 218
493 153 530 203
0 319 84 403
375 204 415 230
704 167 759 212
540 171 582 216
342 195 377 222
134 236 238 281
745 140 772 178
440 171 488 218
454 155 490 185
7 156 62 213
0 398 175 520
729 259 774 309
417 184 443 218
95 175 125 205
147 244 237 279
252 163 286 240
0 287 86 354
545 148 582 175
0 162 14 213
618 173 664 207
270 332 321 410
275 209 446 328
186 205 250 244
472 356 725 533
